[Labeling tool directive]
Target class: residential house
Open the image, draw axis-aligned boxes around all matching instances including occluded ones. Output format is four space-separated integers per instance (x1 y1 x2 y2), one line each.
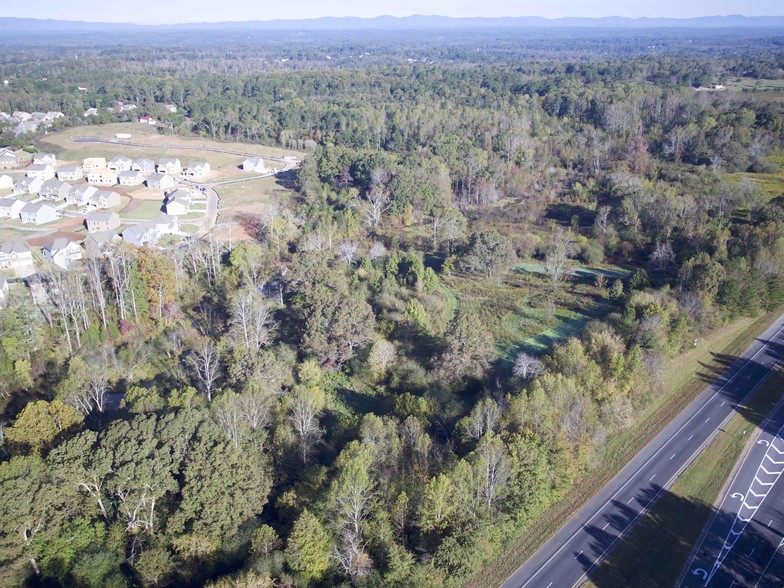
131 158 156 173
163 188 192 216
83 230 120 256
121 222 159 246
82 157 106 171
46 112 64 122
33 153 57 166
20 202 58 224
66 185 99 207
0 241 33 271
26 163 55 181
139 115 156 125
241 156 266 172
56 166 83 181
153 213 179 235
0 151 17 169
43 238 82 270
0 197 25 219
85 211 120 233
0 174 13 190
87 170 118 186
157 158 181 174
146 173 176 190
13 176 44 195
90 190 121 209
118 170 145 186
14 121 41 135
107 156 133 172
84 108 99 117
39 179 72 201
12 111 31 121
183 161 211 179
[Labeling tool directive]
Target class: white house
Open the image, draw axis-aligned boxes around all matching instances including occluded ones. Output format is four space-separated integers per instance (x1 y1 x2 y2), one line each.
84 108 99 117
90 190 121 209
87 170 118 185
121 222 159 246
118 170 145 186
183 161 211 178
56 166 83 181
82 157 106 171
163 188 192 216
153 213 179 235
0 197 25 219
146 173 176 190
26 163 55 181
13 176 44 195
241 156 266 172
0 241 34 271
32 153 56 166
20 202 58 225
39 179 73 201
0 174 13 190
107 156 133 172
43 238 82 270
157 158 181 174
66 185 99 207
139 115 156 125
0 151 17 169
131 158 156 173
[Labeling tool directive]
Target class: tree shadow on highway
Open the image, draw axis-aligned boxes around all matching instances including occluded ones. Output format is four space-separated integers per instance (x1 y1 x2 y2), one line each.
695 339 784 390
579 484 784 587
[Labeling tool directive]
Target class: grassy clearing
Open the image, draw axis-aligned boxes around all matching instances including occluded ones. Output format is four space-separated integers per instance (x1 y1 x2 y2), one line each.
466 309 782 588
126 200 164 220
724 77 784 92
585 367 784 588
0 226 34 243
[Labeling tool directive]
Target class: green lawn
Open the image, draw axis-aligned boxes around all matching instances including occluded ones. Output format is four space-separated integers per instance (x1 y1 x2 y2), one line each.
127 200 164 220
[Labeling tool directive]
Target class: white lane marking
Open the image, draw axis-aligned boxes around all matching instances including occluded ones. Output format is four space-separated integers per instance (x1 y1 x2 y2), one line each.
753 538 784 588
627 497 634 504
706 417 711 423
670 454 677 460
518 322 784 588
650 474 656 481
602 523 609 530
688 434 695 441
750 548 756 556
769 519 773 527
546 583 553 588
721 401 726 406
576 551 583 559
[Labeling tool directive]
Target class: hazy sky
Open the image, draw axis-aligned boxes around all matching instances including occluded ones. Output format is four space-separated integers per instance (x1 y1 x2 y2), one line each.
4 0 783 25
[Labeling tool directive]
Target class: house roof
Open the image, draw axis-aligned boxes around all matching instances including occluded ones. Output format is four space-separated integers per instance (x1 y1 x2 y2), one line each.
134 158 155 166
85 230 118 247
0 197 23 208
187 161 208 170
71 184 98 197
147 172 171 182
28 163 52 172
21 202 54 214
44 237 77 254
159 158 180 166
87 211 119 222
0 240 31 254
119 170 143 178
35 153 55 161
58 165 81 173
109 156 132 164
165 188 191 201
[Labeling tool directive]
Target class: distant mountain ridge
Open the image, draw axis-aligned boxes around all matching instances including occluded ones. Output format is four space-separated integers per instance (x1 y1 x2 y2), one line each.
2 14 784 33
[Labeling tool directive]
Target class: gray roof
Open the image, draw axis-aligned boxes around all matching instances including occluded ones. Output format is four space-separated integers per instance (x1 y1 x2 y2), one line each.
0 197 22 208
109 156 132 164
44 237 76 254
159 158 180 165
21 202 52 214
119 170 143 178
0 240 31 254
87 211 119 222
58 165 81 173
28 163 52 172
85 230 118 247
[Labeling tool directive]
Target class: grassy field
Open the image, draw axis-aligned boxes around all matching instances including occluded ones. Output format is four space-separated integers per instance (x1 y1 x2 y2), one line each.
585 366 784 588
0 226 35 242
724 77 784 92
126 200 164 220
465 309 783 588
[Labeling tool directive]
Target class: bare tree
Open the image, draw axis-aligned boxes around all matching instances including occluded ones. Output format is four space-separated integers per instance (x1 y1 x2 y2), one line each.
228 288 277 352
361 184 391 229
543 228 575 287
513 352 545 380
337 241 359 265
466 398 502 440
333 531 373 580
185 338 221 402
594 205 612 235
289 386 324 464
650 240 676 271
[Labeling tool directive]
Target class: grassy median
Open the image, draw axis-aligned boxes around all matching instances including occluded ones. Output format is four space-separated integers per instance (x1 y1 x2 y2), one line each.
466 310 782 588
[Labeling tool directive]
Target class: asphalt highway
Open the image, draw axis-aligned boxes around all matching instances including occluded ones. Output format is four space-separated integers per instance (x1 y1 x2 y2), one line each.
502 313 784 588
680 391 784 588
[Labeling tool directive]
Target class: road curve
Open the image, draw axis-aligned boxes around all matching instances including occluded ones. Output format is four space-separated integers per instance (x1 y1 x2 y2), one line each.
502 313 784 588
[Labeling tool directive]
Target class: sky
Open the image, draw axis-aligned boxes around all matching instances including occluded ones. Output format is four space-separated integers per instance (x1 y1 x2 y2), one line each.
3 0 783 25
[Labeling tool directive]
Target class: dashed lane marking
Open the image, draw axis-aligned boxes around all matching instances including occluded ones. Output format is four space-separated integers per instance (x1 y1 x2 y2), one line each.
627 497 634 505
602 523 609 531
688 434 694 441
650 474 656 481
670 454 677 460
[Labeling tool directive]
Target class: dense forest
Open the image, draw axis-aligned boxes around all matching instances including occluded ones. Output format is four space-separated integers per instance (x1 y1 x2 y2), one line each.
1 27 784 587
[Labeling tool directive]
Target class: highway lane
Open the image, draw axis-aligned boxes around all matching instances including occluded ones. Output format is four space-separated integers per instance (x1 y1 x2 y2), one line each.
502 313 784 588
680 396 784 588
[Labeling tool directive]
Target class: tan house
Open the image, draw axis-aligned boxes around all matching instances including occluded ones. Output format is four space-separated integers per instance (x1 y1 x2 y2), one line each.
85 211 120 233
57 166 83 181
87 170 118 186
82 157 107 172
107 156 133 172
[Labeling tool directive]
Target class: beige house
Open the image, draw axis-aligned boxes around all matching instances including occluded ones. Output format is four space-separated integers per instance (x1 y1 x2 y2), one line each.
57 166 83 181
82 157 107 172
87 170 118 186
146 173 176 190
85 211 120 233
